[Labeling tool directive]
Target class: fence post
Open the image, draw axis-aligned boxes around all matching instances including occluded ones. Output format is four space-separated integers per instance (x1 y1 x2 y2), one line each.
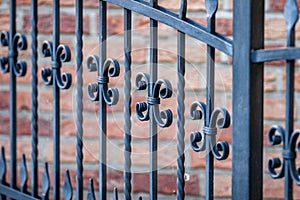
232 1 264 199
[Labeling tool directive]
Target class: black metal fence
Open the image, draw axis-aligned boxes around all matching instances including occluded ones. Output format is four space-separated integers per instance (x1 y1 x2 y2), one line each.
0 0 299 199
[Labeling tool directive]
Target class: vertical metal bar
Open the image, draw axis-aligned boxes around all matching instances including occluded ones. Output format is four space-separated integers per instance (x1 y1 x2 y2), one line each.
75 0 83 199
232 1 264 199
284 52 294 200
99 1 107 199
149 1 158 199
52 0 60 199
30 0 38 197
9 0 17 190
124 8 132 200
176 31 186 200
284 7 296 200
205 4 216 200
176 1 187 199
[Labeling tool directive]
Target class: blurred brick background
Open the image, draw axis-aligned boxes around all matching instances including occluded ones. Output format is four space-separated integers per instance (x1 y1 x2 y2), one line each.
0 0 300 199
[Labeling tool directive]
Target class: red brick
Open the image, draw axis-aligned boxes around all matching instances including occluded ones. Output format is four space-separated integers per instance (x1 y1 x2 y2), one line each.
0 12 10 32
0 139 35 162
82 140 99 163
157 38 206 63
117 143 178 168
132 172 200 195
227 97 290 121
214 69 276 92
187 17 232 36
45 141 76 163
23 13 90 34
283 72 300 91
0 90 31 111
190 141 232 170
133 16 176 38
265 18 286 39
17 0 74 6
216 18 232 36
269 0 300 11
96 15 124 36
0 115 31 136
0 114 84 137
159 0 206 11
263 176 300 199
0 63 68 85
83 38 147 64
215 69 232 91
264 97 297 120
214 174 231 197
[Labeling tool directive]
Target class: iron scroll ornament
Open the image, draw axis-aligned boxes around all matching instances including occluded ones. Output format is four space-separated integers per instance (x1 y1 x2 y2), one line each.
268 125 300 185
41 41 72 89
0 31 27 76
135 72 173 128
86 55 120 104
190 101 231 160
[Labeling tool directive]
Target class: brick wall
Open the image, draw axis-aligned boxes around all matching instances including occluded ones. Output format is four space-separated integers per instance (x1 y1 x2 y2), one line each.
0 0 300 199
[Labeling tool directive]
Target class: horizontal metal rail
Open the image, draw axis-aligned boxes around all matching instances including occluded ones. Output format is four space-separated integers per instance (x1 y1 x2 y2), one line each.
252 47 300 63
105 0 233 56
0 184 40 200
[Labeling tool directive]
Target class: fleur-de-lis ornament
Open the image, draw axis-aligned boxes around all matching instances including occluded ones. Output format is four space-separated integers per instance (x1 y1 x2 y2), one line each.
41 41 72 89
86 56 120 104
0 31 27 76
190 102 231 160
268 126 300 185
135 72 173 128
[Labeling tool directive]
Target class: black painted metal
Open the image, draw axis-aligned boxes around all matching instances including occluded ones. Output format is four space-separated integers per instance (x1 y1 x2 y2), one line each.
0 0 300 199
63 170 73 200
20 155 28 193
124 7 133 200
30 0 38 198
0 0 28 192
87 179 96 200
42 163 50 200
176 0 187 199
87 2 120 200
75 0 84 200
40 0 72 199
267 1 300 200
232 1 264 199
106 0 233 56
189 1 231 199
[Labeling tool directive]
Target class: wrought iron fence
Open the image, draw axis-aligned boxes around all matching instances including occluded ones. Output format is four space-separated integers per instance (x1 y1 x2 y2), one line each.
0 0 299 199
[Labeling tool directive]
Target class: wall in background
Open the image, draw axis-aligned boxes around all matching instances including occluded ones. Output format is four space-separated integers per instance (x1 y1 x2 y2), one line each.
0 0 299 198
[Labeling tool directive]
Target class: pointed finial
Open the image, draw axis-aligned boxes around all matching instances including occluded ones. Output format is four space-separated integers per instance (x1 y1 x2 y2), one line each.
205 0 218 18
0 147 6 183
113 187 118 200
20 154 28 192
87 178 96 200
63 170 73 200
179 0 187 19
284 0 299 30
42 163 50 200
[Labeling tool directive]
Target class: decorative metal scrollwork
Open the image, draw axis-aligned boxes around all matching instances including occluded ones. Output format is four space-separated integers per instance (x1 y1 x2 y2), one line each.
190 102 231 160
87 56 120 105
0 31 27 76
267 125 300 185
41 41 72 89
135 72 173 128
